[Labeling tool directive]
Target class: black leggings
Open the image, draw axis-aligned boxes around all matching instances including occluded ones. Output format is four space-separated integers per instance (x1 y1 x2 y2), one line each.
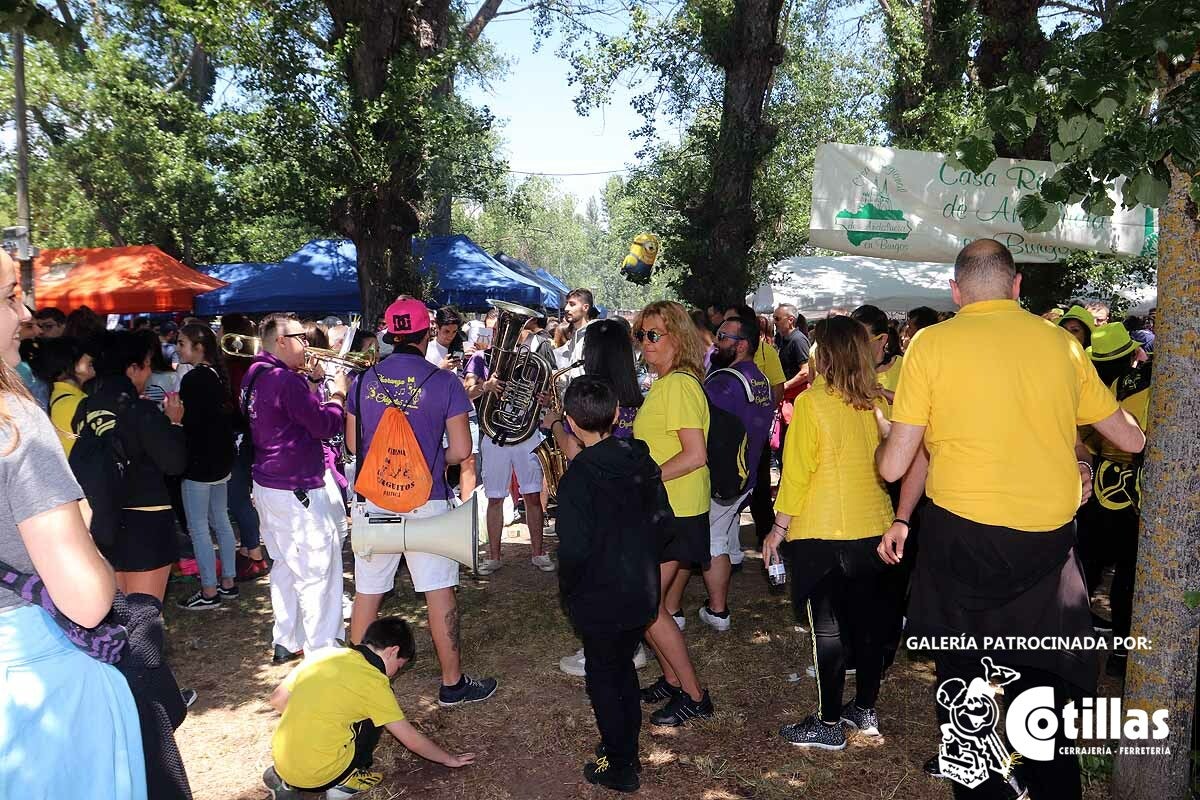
787 538 886 723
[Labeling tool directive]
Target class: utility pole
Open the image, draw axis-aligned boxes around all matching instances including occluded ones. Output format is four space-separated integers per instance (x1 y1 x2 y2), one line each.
13 28 35 306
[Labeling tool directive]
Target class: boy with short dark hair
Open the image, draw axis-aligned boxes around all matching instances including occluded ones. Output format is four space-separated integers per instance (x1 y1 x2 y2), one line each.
556 376 674 793
263 617 475 800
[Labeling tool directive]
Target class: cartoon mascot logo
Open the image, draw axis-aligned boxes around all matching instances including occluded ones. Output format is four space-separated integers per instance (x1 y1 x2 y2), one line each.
935 657 1022 789
620 233 660 286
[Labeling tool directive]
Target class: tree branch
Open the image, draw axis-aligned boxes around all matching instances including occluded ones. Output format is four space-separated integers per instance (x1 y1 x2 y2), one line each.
54 0 87 55
162 42 202 93
465 0 506 43
1042 0 1101 18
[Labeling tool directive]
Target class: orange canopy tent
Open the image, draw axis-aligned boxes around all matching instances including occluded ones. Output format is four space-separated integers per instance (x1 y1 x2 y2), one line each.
34 246 227 314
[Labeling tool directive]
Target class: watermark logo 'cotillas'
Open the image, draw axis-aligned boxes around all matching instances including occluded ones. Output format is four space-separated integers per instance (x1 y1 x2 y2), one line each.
936 659 1172 790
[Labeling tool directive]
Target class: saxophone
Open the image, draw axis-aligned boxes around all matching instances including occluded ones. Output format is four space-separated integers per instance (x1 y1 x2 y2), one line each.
533 360 583 503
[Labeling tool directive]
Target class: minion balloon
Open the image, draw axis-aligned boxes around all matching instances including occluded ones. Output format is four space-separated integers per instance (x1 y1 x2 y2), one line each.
620 233 660 286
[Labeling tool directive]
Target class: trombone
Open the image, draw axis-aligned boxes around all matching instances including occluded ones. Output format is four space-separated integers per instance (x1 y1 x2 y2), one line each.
220 333 378 373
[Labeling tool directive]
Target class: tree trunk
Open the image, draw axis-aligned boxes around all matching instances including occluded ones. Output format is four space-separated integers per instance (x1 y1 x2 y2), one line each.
976 0 1048 159
676 0 785 307
325 0 451 317
1110 150 1200 798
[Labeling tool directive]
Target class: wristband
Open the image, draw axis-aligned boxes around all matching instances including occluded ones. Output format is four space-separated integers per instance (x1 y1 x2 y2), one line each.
770 522 787 535
893 518 910 528
307 375 322 385
551 419 564 430
1077 460 1094 483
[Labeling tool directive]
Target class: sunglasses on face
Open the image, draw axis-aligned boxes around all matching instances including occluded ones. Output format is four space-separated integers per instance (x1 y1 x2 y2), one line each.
282 332 309 345
634 328 665 343
716 331 745 342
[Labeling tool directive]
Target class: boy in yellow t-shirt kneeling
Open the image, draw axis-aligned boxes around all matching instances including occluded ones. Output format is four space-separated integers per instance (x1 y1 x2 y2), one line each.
263 617 475 799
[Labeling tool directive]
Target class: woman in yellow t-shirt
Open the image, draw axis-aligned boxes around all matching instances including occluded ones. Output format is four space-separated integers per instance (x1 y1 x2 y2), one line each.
29 336 94 456
631 300 714 726
762 316 896 751
852 305 903 402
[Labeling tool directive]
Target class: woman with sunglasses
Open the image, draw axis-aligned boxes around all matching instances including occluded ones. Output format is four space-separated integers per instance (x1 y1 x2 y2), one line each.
630 301 715 726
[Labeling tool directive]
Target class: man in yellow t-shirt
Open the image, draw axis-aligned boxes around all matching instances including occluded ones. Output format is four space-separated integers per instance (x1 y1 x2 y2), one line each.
263 617 475 799
874 240 1144 800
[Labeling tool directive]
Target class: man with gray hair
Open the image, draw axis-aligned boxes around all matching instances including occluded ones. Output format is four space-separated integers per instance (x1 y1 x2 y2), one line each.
771 303 810 459
876 239 1144 799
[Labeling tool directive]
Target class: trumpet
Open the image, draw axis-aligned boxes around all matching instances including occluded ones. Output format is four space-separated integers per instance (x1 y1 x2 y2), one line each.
219 333 377 373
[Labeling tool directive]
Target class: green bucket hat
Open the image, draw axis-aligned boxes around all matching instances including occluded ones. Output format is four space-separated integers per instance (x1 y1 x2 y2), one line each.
1059 305 1096 333
1088 322 1139 362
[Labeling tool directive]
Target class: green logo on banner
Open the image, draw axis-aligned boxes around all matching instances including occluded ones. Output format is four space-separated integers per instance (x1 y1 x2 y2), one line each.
835 203 913 246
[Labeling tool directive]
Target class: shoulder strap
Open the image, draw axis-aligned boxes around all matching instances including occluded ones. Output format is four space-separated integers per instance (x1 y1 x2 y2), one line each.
241 363 268 420
706 367 755 403
353 361 442 502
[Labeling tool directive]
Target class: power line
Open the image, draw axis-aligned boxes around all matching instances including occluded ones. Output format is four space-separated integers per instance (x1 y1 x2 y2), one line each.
505 166 633 176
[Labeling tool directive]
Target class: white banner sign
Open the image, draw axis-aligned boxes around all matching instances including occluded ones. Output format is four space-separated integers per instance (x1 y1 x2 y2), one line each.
810 143 1158 263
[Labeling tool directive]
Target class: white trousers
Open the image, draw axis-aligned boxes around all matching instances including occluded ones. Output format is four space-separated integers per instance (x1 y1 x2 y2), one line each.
253 473 346 653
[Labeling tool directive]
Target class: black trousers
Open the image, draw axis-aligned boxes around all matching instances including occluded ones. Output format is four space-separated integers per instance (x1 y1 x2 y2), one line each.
750 445 774 546
581 626 646 769
786 538 886 723
1078 497 1139 646
293 720 382 792
934 650 1081 800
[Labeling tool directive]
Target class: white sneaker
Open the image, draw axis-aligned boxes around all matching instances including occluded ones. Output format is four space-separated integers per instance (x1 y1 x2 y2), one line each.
477 559 503 576
806 665 856 678
698 605 731 632
531 554 555 572
559 648 586 676
342 593 353 620
670 610 686 631
559 645 650 677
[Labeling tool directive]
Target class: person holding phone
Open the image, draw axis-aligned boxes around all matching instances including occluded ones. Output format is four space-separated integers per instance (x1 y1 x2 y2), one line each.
426 307 464 372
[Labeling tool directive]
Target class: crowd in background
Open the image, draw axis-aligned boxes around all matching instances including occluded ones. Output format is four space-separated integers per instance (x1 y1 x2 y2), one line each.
0 242 1164 799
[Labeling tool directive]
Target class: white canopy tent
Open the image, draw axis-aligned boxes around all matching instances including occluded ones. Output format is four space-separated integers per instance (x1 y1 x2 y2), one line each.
749 255 956 317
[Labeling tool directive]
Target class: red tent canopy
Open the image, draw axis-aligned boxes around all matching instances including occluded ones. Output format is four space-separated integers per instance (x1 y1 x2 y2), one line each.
34 246 227 314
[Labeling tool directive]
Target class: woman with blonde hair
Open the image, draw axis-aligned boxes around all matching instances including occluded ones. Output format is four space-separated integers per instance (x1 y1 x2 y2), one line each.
0 259 148 798
631 300 715 726
762 315 895 750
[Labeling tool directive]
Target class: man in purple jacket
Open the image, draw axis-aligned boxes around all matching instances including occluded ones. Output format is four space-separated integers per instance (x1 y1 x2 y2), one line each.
243 313 349 664
664 312 774 633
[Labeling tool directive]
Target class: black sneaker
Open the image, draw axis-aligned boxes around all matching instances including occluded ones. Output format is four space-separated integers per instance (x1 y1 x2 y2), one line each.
596 743 642 773
1091 612 1113 634
217 584 240 599
650 689 714 726
730 561 744 574
180 688 198 709
1106 651 1128 679
262 766 300 799
272 645 303 665
438 674 498 706
177 590 221 611
840 701 880 737
779 714 847 750
640 675 684 705
584 757 639 793
924 754 945 778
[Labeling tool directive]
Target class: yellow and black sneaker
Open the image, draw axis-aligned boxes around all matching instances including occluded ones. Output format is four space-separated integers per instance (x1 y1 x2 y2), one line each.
325 769 384 799
584 756 640 793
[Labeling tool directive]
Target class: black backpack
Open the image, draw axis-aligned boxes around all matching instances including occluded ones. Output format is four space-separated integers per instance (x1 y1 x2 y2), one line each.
684 370 754 503
69 395 132 548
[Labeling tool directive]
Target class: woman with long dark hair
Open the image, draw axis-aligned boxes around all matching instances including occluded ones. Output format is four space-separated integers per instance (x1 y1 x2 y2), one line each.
81 331 187 602
543 318 643 462
29 336 94 456
762 316 894 750
175 324 240 610
0 246 148 799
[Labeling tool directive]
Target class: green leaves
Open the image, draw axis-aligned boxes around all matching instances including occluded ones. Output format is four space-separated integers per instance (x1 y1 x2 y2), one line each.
1057 115 1089 144
954 136 997 175
1185 591 1200 611
1016 194 1061 232
1129 170 1170 208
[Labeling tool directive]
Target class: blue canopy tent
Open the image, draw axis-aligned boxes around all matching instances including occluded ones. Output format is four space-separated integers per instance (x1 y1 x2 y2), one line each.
414 235 550 311
493 252 563 309
535 268 571 296
195 240 360 315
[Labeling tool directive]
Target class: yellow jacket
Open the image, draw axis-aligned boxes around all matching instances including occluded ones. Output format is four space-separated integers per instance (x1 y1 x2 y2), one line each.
775 377 894 540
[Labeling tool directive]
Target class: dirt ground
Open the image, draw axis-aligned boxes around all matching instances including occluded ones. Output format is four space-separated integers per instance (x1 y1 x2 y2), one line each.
167 515 1117 800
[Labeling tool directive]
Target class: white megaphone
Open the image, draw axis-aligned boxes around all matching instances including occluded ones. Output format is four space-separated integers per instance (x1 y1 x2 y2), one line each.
351 489 480 573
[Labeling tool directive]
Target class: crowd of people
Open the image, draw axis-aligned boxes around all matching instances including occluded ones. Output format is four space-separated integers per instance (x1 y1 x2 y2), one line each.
0 238 1161 799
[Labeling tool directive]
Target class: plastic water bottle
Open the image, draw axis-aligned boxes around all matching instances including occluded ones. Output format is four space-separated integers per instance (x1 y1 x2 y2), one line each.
768 552 787 586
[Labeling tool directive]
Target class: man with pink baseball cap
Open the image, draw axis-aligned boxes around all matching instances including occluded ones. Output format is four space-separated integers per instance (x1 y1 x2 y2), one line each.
345 297 498 706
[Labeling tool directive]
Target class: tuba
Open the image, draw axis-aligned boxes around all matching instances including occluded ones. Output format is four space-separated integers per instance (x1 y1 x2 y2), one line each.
479 300 553 446
533 360 583 503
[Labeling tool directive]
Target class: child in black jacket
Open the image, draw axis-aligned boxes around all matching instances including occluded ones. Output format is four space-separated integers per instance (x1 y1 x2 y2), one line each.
556 376 673 794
